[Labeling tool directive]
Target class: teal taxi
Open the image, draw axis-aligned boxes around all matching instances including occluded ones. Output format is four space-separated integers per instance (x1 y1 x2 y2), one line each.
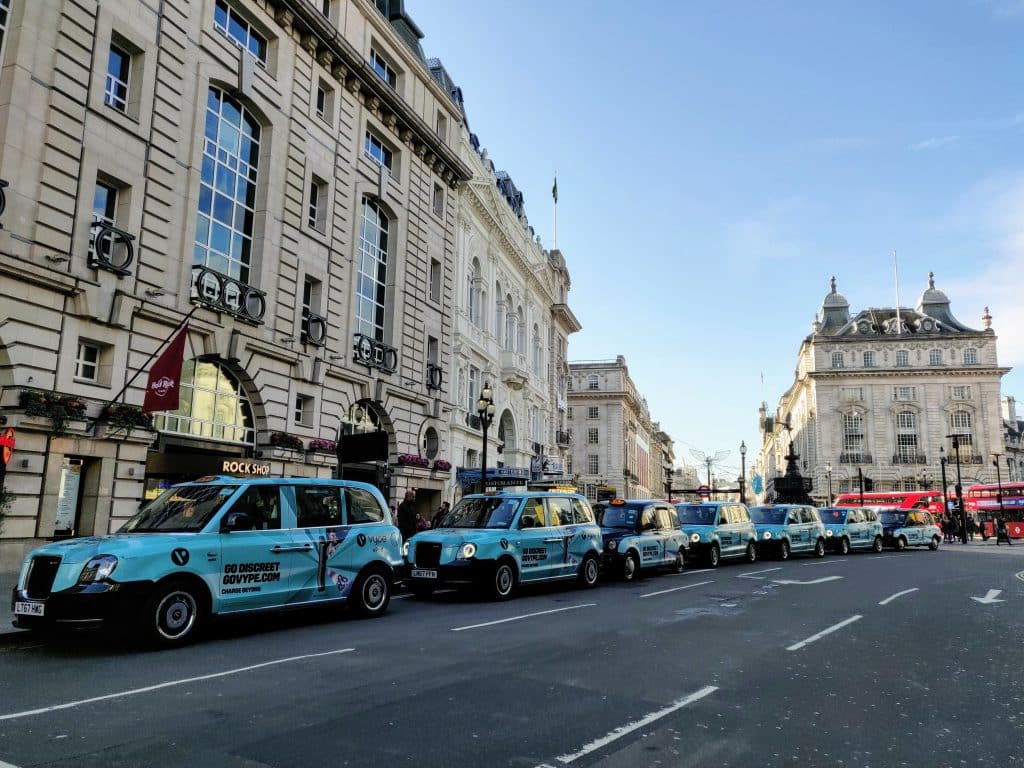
593 499 689 580
878 508 942 551
817 506 884 554
11 477 404 646
404 492 602 600
749 504 827 560
673 501 758 567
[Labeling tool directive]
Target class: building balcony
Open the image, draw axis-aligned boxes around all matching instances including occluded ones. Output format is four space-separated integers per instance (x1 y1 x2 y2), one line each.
839 452 873 464
891 454 928 465
500 350 529 390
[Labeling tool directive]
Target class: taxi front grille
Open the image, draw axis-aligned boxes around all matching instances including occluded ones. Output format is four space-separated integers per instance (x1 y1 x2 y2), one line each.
416 542 442 568
25 555 62 599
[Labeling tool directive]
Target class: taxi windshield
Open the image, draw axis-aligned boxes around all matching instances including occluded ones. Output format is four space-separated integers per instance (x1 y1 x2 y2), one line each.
675 505 717 525
122 484 237 533
819 508 848 525
878 510 907 526
749 506 788 525
439 497 519 529
595 505 638 529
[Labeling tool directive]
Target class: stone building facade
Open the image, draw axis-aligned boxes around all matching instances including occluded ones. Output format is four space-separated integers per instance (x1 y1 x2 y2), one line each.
567 356 671 502
0 0 475 552
754 275 1010 504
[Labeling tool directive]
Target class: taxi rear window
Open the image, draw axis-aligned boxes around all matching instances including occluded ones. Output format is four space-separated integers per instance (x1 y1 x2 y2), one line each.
123 484 236 533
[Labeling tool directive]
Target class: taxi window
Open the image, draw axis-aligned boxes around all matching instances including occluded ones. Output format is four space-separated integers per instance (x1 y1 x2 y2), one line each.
123 484 236 533
805 508 820 523
656 507 677 530
345 487 384 524
571 497 595 525
905 512 924 526
846 509 861 524
733 506 750 523
639 508 657 530
519 497 547 528
863 509 877 522
718 506 732 525
546 497 569 526
296 486 342 528
231 486 281 530
822 508 846 524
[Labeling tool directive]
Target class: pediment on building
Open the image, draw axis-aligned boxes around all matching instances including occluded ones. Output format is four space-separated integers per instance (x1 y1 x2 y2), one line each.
833 308 948 337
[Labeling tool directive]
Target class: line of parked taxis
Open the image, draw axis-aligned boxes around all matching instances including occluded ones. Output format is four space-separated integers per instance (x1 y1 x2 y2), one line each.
10 475 942 647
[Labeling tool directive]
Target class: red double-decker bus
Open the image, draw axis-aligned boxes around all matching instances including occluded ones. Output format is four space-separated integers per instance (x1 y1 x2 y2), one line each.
833 490 945 516
964 482 1024 516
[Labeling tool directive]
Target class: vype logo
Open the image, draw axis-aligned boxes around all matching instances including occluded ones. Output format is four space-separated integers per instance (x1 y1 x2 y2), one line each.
150 376 176 397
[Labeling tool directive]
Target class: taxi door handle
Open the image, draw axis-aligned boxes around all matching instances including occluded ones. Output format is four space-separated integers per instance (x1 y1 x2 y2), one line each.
543 537 563 543
271 544 313 553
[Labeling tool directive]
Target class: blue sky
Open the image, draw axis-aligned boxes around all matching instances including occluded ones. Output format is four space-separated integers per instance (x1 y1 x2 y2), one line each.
411 0 1024 481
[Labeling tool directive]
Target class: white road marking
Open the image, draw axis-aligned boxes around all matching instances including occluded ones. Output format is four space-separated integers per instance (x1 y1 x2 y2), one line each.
451 603 596 632
737 567 782 579
800 558 848 566
878 587 918 605
551 685 718 764
971 589 1005 604
787 615 862 651
667 568 714 577
1016 571 1024 584
1 759 23 768
0 648 356 721
639 580 714 599
771 576 844 586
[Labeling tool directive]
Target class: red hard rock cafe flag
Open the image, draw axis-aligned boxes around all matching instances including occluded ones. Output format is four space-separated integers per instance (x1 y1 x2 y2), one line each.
143 325 189 413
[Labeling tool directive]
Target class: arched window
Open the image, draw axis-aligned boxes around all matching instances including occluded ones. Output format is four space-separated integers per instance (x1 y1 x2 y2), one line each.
950 410 973 460
338 401 381 435
842 412 865 461
195 87 261 284
356 197 389 341
894 410 918 462
152 359 255 444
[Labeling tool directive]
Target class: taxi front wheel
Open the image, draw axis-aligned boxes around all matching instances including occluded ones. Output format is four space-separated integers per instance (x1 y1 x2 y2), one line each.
839 537 851 556
141 579 205 648
744 542 757 564
490 559 517 600
672 548 686 573
706 544 721 568
895 536 907 552
814 538 826 558
778 540 790 561
622 551 641 581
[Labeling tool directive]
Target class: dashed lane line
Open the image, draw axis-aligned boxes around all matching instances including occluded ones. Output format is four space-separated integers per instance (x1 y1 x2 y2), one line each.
800 558 849 566
771 576 844 586
451 603 596 632
0 648 356 721
737 567 782 579
879 587 919 605
544 685 719 765
666 568 714 578
639 580 715 599
786 615 862 652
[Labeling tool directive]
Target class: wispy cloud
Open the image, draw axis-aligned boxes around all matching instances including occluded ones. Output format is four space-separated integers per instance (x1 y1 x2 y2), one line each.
910 135 959 151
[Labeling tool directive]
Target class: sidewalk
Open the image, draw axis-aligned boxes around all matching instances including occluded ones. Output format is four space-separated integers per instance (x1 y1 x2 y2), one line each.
942 536 1024 554
1 567 22 639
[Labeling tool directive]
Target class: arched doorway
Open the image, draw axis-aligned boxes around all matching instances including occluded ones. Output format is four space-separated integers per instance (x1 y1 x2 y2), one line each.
337 399 391 497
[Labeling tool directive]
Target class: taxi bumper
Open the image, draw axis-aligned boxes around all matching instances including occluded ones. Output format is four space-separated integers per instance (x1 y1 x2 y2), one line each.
405 559 490 589
11 581 152 631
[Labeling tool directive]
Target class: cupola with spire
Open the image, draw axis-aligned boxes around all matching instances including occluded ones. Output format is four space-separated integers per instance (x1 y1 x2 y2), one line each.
817 275 850 334
916 271 971 331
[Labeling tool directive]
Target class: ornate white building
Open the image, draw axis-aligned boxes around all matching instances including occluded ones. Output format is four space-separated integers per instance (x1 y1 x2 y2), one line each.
441 79 580 502
755 274 1010 503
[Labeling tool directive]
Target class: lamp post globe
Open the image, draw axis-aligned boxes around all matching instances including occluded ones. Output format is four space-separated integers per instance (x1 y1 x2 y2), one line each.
476 384 496 493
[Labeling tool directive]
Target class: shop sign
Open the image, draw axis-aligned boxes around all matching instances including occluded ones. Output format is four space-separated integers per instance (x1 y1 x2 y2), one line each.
222 460 271 476
541 457 563 475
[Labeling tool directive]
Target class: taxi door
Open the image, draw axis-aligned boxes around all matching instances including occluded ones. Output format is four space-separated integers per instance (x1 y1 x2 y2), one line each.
785 509 805 551
217 485 303 613
905 512 924 545
544 497 575 578
516 497 559 581
715 507 736 555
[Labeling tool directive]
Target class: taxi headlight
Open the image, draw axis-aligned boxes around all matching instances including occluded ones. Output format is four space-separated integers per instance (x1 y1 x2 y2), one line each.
607 539 618 551
457 542 477 559
78 554 118 584
402 541 410 557
762 531 773 540
825 529 833 537
690 533 701 544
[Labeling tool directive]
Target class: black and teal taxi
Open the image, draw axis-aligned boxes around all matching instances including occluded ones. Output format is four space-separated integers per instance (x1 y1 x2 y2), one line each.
817 506 884 554
593 499 689 580
749 504 827 560
673 501 758 567
11 477 404 646
404 491 602 600
878 508 942 551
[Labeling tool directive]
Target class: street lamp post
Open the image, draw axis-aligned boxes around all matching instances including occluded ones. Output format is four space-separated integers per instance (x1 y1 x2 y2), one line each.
476 383 495 493
946 434 968 544
825 463 833 507
739 441 747 504
993 453 1005 516
939 446 950 520
857 466 865 507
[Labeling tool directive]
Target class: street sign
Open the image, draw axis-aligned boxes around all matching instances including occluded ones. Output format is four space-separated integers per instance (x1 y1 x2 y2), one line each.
697 485 711 497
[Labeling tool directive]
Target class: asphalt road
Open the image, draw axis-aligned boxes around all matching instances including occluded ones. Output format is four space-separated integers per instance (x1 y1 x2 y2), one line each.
1 545 1022 767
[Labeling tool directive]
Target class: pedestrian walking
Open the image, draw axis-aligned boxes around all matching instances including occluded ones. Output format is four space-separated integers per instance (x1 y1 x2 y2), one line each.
979 516 990 541
996 516 1013 546
397 489 418 541
967 515 977 542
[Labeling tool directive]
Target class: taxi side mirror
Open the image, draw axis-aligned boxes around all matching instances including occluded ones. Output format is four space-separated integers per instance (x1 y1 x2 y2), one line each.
223 511 253 532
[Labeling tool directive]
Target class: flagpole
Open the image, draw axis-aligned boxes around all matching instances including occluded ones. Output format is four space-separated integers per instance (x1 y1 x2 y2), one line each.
92 305 199 429
552 173 558 250
893 249 902 334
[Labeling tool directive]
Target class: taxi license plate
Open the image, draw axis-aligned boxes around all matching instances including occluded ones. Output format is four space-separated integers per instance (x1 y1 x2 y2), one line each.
14 601 44 617
410 569 437 579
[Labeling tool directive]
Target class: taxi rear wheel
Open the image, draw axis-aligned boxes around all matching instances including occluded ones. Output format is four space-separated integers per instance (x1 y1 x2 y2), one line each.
814 538 826 558
744 542 757 564
490 559 517 600
778 540 790 561
672 548 686 573
578 554 600 588
895 536 907 552
622 551 641 581
872 536 883 553
352 566 391 618
839 537 850 556
929 535 941 551
142 579 205 648
706 544 721 568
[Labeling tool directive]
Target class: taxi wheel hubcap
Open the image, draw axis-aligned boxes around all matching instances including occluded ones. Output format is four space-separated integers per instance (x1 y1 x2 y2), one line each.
496 565 513 595
624 555 637 580
747 544 756 562
780 542 789 560
674 551 685 572
363 575 387 610
157 591 196 639
709 547 719 567
585 558 598 584
874 537 883 552
841 539 849 555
